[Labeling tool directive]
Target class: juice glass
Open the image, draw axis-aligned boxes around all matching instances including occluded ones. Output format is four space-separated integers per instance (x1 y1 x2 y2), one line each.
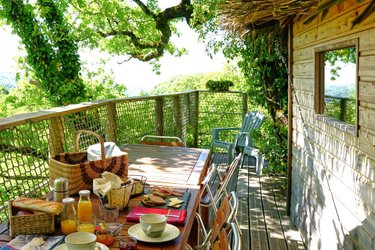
77 220 96 234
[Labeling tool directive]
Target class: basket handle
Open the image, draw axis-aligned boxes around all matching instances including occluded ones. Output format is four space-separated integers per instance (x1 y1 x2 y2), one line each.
75 130 105 161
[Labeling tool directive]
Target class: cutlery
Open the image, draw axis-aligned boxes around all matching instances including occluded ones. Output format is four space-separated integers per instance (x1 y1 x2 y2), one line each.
133 213 180 218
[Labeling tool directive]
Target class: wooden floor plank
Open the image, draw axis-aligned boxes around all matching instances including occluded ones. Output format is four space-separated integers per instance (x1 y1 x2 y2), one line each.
248 169 269 249
238 196 251 249
268 176 306 250
212 153 306 250
259 174 288 250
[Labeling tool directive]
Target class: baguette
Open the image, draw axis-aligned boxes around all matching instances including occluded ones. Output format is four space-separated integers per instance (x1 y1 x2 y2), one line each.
13 197 64 215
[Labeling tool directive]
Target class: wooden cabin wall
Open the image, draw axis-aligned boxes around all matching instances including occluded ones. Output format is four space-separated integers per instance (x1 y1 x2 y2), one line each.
291 0 375 249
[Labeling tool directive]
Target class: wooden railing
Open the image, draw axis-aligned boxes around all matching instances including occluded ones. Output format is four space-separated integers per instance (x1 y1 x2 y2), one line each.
0 90 247 222
324 95 355 124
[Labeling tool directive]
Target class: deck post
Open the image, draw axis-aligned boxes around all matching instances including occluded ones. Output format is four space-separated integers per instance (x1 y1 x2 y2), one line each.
193 91 199 148
173 95 183 140
49 117 65 156
106 102 118 144
155 97 164 136
287 23 293 216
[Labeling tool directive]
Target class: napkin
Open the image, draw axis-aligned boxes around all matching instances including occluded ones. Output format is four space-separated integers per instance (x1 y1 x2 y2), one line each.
93 171 123 197
1 235 64 250
87 142 124 161
126 206 187 225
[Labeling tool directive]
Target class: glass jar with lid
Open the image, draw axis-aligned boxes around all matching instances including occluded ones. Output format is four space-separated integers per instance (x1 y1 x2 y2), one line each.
61 197 77 235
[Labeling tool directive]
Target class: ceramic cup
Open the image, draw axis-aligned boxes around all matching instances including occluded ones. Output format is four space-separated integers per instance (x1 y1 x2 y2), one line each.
65 232 101 250
139 214 166 238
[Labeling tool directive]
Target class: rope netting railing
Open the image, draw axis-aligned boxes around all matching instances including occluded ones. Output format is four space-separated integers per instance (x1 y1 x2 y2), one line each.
0 90 246 223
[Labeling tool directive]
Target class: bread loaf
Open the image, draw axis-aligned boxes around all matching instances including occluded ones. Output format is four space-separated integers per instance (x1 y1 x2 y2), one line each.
13 197 64 215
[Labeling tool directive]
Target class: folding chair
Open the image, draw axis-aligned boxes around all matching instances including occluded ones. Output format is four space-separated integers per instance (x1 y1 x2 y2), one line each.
185 191 240 250
140 135 184 147
212 223 242 250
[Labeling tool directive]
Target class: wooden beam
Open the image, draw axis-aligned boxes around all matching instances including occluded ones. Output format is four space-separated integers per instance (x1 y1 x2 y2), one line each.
287 22 294 216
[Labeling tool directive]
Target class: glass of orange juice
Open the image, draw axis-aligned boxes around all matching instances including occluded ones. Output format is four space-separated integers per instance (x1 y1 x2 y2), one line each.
77 219 96 234
61 219 77 235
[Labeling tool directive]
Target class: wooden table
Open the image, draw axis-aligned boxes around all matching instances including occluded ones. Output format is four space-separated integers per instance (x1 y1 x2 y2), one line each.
0 145 211 250
125 144 211 187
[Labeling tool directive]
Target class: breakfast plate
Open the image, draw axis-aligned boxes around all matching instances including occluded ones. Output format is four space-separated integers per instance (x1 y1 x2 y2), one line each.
54 242 109 250
128 223 180 243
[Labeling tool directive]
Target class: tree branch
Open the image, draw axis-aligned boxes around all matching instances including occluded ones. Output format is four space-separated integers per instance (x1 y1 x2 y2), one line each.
96 0 194 62
132 0 156 18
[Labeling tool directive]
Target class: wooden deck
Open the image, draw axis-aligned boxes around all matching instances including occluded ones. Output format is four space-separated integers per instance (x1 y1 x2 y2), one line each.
212 154 306 250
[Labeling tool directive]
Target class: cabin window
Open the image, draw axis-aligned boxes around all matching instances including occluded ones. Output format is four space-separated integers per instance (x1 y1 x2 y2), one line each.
315 40 358 131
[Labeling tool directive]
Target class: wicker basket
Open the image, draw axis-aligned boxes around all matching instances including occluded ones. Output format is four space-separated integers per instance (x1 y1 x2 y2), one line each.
105 179 134 210
8 200 55 237
49 130 128 195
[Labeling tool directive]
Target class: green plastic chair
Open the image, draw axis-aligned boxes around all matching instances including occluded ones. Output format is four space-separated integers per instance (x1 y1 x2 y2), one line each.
211 111 265 174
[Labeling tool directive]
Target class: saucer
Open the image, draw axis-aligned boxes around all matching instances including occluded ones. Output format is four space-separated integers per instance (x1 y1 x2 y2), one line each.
54 242 109 250
128 223 180 243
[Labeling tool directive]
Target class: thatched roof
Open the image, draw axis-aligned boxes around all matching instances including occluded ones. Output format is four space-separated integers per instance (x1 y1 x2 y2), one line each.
219 0 375 37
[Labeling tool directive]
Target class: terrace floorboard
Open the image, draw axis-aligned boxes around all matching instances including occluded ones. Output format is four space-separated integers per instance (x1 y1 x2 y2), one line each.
211 153 306 250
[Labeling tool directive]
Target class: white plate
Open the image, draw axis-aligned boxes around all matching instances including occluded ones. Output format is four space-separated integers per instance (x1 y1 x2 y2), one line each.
128 223 180 243
54 242 109 250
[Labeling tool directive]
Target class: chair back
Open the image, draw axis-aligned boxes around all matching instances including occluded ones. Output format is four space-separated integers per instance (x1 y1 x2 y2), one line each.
214 154 242 205
200 191 239 248
212 223 241 250
240 111 265 133
235 111 264 149
140 135 184 147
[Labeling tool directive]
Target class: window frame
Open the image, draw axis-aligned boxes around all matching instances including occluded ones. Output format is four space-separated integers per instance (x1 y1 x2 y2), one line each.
314 38 359 135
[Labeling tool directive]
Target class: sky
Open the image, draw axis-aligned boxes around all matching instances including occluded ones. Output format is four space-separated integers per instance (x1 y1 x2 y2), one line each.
0 1 226 96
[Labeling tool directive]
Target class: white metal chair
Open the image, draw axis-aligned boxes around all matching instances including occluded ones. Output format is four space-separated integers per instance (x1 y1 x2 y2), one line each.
185 191 240 250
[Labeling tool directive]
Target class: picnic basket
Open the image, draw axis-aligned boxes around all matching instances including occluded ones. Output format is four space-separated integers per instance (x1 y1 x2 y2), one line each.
49 130 128 195
8 200 55 237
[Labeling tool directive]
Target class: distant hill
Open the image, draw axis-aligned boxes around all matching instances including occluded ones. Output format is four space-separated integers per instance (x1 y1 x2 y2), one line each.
326 84 355 98
0 72 16 90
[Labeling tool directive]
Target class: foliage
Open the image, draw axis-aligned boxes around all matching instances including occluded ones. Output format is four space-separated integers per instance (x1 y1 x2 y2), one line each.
205 80 234 91
202 29 289 173
62 0 198 65
0 78 53 117
150 64 246 95
251 114 288 174
324 47 356 80
0 0 86 106
0 65 126 118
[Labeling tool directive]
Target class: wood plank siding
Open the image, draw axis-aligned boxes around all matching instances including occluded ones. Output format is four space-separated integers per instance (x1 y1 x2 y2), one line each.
291 0 375 248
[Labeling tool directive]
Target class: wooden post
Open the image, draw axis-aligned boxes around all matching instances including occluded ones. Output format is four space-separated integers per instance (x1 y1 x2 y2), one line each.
182 93 190 143
193 91 199 148
242 92 248 117
106 102 118 144
49 117 65 156
173 95 182 140
155 97 164 136
287 23 293 216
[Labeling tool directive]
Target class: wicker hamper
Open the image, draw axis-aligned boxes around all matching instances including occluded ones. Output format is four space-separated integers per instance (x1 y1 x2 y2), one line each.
8 200 55 237
49 130 128 195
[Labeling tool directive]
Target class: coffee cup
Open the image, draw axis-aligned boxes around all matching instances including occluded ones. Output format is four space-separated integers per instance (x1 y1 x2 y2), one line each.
140 214 166 238
65 232 101 250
